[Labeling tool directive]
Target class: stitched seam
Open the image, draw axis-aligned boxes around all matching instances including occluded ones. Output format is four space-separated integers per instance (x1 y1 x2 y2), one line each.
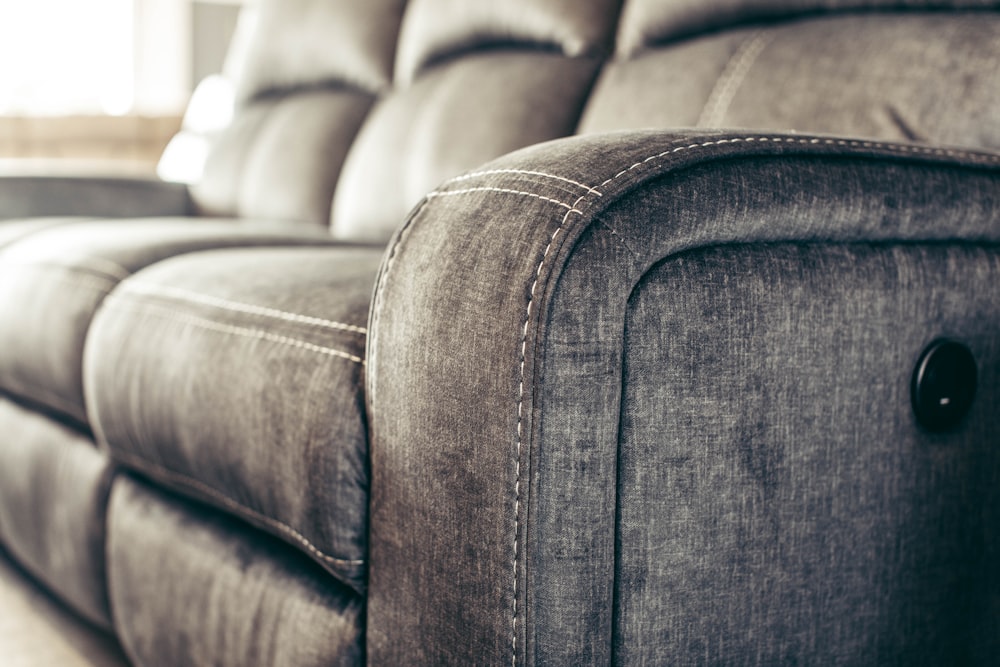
110 301 364 365
597 136 1000 191
507 133 998 665
512 193 589 667
111 449 364 567
120 281 367 335
444 170 603 196
698 31 774 128
427 188 581 213
0 376 87 423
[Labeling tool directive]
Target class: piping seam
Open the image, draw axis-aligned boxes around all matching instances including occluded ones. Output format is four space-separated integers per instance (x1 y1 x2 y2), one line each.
507 133 998 665
108 300 364 365
444 169 603 196
111 449 364 567
120 281 367 335
427 188 581 212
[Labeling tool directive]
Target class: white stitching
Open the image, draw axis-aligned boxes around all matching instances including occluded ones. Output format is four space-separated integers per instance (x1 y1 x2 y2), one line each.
121 281 368 335
698 31 774 128
512 194 588 667
427 187 582 213
111 300 365 365
506 134 998 665
112 449 365 567
444 169 603 196
597 136 1000 191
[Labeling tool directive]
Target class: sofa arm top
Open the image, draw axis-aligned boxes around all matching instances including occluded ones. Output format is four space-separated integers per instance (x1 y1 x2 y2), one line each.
365 130 1000 665
0 173 191 221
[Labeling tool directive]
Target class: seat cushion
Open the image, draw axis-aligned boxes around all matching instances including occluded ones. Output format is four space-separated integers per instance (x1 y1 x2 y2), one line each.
107 475 364 667
85 246 381 593
0 397 116 629
0 218 336 425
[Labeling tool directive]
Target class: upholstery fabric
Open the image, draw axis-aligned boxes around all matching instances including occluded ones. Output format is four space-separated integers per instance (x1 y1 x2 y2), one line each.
393 0 621 82
616 242 999 664
193 92 373 225
0 176 190 221
0 398 115 629
0 218 87 249
615 0 1000 55
86 246 382 594
581 13 1000 150
330 53 602 242
107 476 364 667
366 131 1000 664
190 0 407 226
0 219 335 425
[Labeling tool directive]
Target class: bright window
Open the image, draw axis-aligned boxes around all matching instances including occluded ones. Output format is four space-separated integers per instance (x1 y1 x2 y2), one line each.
0 0 191 116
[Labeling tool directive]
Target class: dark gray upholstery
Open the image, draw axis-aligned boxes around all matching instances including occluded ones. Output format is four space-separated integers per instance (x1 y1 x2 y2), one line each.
366 132 1000 664
0 176 189 221
0 398 115 629
0 220 336 424
0 0 998 665
87 247 381 594
108 476 364 666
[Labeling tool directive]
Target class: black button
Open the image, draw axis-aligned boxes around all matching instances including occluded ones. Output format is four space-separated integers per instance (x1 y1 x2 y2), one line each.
911 339 977 433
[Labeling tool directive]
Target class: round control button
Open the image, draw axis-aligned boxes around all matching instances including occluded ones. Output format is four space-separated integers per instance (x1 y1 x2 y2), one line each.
911 339 977 433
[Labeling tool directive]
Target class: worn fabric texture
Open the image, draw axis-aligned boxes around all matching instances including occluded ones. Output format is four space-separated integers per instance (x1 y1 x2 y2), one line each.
617 242 999 664
107 476 364 667
393 0 621 82
86 246 382 594
0 219 336 425
330 53 602 242
615 0 1000 54
0 398 115 629
581 13 1000 151
366 130 1000 665
0 176 190 221
191 0 406 225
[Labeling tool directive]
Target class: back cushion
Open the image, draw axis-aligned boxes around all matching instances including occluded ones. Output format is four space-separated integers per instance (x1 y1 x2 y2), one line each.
190 0 407 227
581 2 1000 149
329 0 622 242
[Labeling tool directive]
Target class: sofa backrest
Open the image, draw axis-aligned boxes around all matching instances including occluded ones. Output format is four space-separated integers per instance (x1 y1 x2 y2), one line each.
184 0 1000 235
187 0 407 226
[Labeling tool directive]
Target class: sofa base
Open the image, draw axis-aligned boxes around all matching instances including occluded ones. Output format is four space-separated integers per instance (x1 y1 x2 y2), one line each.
107 475 364 667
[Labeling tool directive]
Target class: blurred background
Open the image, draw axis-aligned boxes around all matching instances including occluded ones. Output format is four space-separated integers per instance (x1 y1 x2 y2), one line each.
0 0 254 178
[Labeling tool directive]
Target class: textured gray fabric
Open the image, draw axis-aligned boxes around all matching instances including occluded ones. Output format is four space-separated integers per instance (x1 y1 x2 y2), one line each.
0 218 88 249
0 398 115 630
107 476 363 667
331 52 601 242
617 243 999 664
194 91 374 226
235 0 405 101
581 14 1000 150
189 0 406 225
394 0 621 82
366 131 999 664
0 176 190 221
0 219 335 424
615 0 1000 55
86 246 381 593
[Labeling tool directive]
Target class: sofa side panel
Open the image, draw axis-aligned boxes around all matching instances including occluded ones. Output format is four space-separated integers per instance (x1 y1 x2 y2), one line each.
366 131 1000 665
614 243 1000 664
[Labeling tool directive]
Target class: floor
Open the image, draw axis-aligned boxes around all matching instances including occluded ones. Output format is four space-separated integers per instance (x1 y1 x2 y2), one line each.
0 550 130 667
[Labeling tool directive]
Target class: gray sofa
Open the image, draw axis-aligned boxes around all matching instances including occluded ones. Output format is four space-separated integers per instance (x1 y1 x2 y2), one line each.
1 0 998 664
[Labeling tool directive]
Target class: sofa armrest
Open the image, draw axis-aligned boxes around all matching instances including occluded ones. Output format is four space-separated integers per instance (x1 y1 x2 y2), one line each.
366 130 1000 665
0 174 191 221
